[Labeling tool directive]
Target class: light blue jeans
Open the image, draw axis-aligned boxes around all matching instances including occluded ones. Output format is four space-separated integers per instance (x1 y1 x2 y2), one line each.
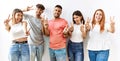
88 50 109 61
9 43 29 61
29 44 44 61
49 48 67 61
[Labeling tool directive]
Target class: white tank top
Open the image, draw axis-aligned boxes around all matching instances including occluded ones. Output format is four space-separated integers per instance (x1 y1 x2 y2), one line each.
70 24 83 43
10 22 27 40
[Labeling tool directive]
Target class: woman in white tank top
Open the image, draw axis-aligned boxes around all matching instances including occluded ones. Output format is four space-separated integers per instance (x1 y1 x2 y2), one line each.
67 10 87 61
4 8 29 61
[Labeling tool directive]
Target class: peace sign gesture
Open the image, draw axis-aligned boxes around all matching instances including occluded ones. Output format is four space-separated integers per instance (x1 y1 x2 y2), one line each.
43 17 48 29
110 16 115 27
85 17 91 31
108 16 115 33
4 14 12 25
68 22 74 32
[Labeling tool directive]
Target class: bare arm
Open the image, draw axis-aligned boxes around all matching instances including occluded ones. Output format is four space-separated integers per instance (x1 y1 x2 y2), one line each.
22 6 33 12
22 21 30 36
42 19 50 36
80 24 87 39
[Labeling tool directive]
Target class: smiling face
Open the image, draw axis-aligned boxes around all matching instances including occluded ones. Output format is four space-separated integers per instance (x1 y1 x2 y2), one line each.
95 10 103 23
14 12 23 23
73 15 82 24
35 8 43 17
53 7 62 18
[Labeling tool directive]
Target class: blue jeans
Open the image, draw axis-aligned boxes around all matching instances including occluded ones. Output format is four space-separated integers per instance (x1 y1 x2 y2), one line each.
29 44 44 61
67 40 84 61
9 43 29 61
49 48 67 61
88 50 109 61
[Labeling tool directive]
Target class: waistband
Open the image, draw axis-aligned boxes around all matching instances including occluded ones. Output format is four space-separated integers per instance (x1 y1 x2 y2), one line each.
13 40 27 44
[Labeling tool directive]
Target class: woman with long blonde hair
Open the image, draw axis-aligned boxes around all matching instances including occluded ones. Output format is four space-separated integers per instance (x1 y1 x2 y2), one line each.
4 8 29 61
86 9 115 61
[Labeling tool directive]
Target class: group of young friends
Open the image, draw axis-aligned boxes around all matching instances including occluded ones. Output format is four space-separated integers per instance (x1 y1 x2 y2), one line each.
4 3 115 61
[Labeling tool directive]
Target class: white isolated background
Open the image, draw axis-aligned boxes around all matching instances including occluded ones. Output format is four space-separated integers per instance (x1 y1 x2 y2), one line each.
0 0 120 61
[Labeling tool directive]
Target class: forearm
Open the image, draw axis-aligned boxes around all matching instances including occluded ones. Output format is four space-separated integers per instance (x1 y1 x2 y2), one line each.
43 27 50 36
82 30 87 39
109 25 115 33
4 23 10 32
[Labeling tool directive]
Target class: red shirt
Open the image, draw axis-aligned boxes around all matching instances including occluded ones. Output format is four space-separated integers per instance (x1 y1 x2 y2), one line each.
48 18 68 50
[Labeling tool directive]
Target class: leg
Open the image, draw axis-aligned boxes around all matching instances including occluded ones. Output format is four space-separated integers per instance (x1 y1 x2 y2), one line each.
49 48 56 61
9 44 19 61
36 44 44 61
21 43 30 61
55 48 67 61
97 50 109 61
75 42 84 61
67 42 74 61
88 50 96 61
29 45 36 61
75 52 84 61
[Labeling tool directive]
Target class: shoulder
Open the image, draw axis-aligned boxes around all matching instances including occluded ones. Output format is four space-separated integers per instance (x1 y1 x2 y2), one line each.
22 21 27 25
60 18 68 24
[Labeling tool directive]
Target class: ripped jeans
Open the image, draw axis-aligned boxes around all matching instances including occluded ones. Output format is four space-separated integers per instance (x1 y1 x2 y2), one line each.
67 40 84 61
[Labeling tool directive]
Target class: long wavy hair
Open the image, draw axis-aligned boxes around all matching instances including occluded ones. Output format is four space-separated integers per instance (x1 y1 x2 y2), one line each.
12 8 23 25
92 9 105 32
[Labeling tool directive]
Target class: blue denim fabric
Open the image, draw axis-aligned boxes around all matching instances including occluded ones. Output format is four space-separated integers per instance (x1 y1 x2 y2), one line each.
9 43 29 61
67 40 84 61
29 44 44 61
88 50 109 61
49 48 67 61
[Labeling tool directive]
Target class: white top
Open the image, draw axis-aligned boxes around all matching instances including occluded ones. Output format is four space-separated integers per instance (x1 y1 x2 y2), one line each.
9 22 27 40
87 24 111 50
70 24 83 43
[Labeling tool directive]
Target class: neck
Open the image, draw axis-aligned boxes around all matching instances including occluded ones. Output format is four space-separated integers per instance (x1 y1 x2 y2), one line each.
54 17 60 20
36 14 41 19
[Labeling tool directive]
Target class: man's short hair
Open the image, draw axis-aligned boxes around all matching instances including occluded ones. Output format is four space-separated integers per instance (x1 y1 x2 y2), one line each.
36 4 45 10
55 5 62 9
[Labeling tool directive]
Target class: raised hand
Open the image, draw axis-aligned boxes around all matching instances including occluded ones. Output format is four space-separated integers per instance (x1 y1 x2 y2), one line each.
80 24 85 32
110 16 115 27
41 15 46 24
63 25 69 34
85 17 91 31
23 6 34 12
109 16 115 33
4 14 11 25
68 22 74 32
43 17 48 29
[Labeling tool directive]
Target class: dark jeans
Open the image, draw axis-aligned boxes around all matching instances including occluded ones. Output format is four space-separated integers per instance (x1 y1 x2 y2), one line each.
67 40 84 61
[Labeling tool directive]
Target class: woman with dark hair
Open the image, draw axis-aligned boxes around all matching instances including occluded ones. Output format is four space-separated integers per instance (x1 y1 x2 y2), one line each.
4 8 29 61
67 10 87 61
87 9 115 61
